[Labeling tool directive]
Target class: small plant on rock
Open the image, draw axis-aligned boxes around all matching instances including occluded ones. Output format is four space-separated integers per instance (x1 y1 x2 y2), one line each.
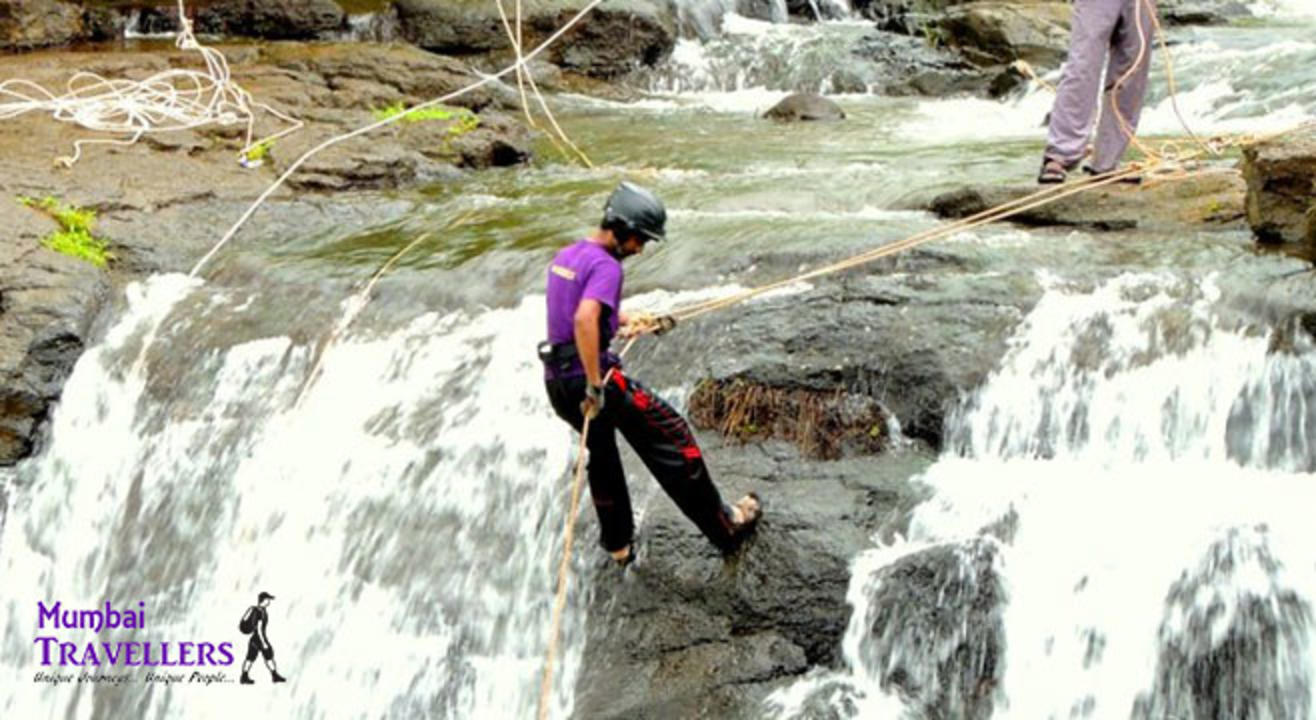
372 101 481 151
17 195 113 268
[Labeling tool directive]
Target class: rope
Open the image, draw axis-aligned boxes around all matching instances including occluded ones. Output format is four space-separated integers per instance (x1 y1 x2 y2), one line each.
291 227 446 410
187 0 610 278
538 338 633 720
494 0 595 167
0 0 302 168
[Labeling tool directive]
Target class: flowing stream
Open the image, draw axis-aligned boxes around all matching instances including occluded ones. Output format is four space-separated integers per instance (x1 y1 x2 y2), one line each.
3 1 1315 718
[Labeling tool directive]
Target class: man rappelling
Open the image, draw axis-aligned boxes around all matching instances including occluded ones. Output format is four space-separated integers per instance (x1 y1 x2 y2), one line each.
539 182 762 567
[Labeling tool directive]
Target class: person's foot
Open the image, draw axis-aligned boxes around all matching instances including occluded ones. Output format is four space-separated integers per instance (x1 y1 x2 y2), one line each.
1037 158 1069 184
609 544 636 568
729 493 762 537
271 671 288 683
240 673 254 685
1082 164 1143 185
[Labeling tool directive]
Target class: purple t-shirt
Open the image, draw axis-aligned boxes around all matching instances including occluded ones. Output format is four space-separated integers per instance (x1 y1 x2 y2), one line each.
545 239 623 379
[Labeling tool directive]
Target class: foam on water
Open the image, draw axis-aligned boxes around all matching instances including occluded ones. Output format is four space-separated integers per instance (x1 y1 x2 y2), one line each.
769 272 1316 718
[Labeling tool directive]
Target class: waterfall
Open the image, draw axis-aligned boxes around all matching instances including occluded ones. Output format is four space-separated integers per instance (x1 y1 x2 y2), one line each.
769 272 1316 719
0 274 592 719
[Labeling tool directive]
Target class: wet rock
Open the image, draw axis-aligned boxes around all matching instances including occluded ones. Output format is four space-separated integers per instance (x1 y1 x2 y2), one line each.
931 1 1071 68
921 171 1248 233
0 203 108 464
193 0 346 40
0 0 82 52
1159 0 1252 26
857 0 971 35
443 111 535 169
737 0 789 23
574 434 935 718
1241 126 1316 247
395 0 677 78
676 0 730 40
787 0 849 21
851 30 993 97
661 272 1035 448
762 92 846 122
1133 526 1312 720
689 378 889 459
82 6 127 41
0 42 531 463
863 539 1005 720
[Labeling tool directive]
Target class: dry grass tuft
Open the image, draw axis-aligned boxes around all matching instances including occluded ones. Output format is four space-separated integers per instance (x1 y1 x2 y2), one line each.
690 378 888 460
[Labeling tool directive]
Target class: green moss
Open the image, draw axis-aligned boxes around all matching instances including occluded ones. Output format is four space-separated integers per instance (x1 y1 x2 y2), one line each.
18 195 113 268
245 139 274 164
373 102 481 138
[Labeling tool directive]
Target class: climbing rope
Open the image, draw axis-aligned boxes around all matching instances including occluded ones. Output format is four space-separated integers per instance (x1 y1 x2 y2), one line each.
0 0 302 168
188 0 610 278
533 2 1316 715
537 338 633 720
495 0 595 167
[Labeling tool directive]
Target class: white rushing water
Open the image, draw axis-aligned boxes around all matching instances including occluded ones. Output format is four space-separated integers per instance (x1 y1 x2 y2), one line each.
768 273 1316 719
0 274 591 719
0 271 808 719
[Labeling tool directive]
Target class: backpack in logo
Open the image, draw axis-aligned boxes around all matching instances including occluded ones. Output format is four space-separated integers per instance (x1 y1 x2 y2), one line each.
239 610 255 635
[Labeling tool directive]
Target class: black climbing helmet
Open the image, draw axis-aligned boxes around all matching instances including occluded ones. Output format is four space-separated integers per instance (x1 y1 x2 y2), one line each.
602 181 666 243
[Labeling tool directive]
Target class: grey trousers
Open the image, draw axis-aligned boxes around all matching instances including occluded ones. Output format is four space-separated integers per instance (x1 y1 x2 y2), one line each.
1044 0 1157 172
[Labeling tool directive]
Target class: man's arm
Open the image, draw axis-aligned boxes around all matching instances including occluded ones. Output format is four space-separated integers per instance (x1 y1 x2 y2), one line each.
574 299 604 388
257 611 270 647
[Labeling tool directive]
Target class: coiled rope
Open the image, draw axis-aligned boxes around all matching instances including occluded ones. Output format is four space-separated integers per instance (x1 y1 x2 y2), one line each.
0 0 302 168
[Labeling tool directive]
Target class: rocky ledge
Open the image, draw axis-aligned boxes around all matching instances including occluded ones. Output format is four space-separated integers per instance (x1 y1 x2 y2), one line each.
0 41 533 464
920 169 1249 232
1242 124 1316 248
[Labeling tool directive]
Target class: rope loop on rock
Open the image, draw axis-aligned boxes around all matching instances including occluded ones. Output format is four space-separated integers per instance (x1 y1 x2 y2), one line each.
0 0 303 169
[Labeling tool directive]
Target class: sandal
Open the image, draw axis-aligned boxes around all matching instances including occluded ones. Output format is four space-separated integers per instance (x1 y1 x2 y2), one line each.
1082 164 1143 185
1037 158 1069 184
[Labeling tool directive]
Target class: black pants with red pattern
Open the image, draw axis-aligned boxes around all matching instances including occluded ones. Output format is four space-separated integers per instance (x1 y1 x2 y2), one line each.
545 370 739 553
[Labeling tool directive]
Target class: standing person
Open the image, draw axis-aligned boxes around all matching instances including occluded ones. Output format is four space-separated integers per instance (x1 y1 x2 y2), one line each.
239 591 288 684
539 181 761 567
1038 0 1158 183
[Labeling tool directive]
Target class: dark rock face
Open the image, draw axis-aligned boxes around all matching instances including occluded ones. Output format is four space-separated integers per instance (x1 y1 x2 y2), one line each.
861 0 973 34
678 276 1035 448
1242 127 1316 247
851 30 996 97
0 0 82 52
1159 0 1252 26
854 0 1067 97
786 0 848 21
930 1 1071 68
193 0 346 40
2 0 347 48
763 92 846 122
1134 527 1312 720
862 539 1005 720
676 0 729 40
737 0 788 23
0 217 107 464
395 0 677 78
573 434 936 719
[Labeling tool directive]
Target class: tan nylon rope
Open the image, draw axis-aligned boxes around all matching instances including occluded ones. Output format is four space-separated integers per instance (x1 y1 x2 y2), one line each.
534 1 1316 716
